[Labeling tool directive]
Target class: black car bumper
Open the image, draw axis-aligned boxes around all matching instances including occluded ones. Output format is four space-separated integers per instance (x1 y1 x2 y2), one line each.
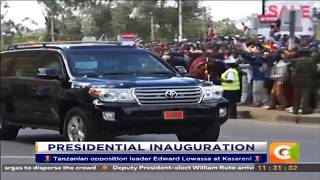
89 98 229 136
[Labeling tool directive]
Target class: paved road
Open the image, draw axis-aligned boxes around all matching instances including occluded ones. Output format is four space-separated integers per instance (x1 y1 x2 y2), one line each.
1 119 320 180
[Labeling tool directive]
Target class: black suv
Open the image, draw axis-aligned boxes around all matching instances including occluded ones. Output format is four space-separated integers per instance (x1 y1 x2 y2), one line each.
0 42 228 142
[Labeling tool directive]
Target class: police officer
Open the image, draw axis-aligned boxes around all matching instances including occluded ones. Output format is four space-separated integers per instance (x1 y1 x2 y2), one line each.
220 57 241 118
311 47 320 113
291 48 318 114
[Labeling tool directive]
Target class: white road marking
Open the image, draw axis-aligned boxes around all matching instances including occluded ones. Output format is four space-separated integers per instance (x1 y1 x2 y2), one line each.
255 121 320 128
227 119 320 128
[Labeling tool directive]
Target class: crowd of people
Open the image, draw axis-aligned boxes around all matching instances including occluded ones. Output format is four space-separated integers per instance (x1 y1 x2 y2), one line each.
142 34 320 118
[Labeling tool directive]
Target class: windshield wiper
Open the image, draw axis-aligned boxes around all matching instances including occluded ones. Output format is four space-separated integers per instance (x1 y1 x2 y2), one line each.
101 72 136 75
85 72 176 76
144 72 176 75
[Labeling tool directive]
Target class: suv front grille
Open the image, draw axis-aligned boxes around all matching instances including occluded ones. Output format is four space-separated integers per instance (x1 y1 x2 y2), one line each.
133 86 203 105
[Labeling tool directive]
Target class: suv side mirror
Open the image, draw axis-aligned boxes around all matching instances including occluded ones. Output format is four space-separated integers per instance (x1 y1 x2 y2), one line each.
175 66 188 76
37 68 60 79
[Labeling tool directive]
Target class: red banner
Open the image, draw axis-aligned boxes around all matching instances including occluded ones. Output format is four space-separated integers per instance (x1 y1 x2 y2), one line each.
257 14 278 25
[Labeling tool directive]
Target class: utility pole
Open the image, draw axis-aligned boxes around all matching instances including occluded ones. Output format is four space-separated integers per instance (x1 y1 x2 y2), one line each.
203 8 207 40
51 16 54 42
262 0 266 15
288 10 296 50
151 12 154 42
178 0 183 42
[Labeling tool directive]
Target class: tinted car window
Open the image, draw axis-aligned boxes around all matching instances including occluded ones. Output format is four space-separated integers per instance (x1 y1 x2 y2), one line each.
39 51 63 75
66 49 174 76
12 52 41 78
0 53 15 76
1 51 64 78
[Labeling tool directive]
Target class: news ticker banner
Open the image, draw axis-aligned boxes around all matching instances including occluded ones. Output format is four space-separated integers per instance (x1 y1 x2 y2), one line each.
35 142 267 163
34 142 301 164
2 164 320 172
36 142 267 153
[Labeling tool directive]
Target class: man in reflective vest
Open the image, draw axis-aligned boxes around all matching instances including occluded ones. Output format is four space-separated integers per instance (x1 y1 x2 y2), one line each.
220 57 241 119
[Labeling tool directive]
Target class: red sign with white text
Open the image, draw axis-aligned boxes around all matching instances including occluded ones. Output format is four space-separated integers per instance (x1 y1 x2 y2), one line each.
267 4 311 19
257 14 278 24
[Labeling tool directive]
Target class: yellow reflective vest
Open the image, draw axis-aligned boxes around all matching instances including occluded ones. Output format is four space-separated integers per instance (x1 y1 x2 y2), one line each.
221 68 240 91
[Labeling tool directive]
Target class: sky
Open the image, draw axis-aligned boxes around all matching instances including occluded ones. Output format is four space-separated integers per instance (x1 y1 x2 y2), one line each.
3 1 46 30
2 0 263 30
202 1 261 21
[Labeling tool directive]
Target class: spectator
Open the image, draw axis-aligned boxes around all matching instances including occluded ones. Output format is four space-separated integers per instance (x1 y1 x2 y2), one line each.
238 51 253 105
145 33 319 115
251 51 267 107
291 49 317 114
269 51 289 110
261 51 275 108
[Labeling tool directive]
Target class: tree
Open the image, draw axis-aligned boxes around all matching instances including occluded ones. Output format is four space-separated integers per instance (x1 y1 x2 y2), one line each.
80 15 98 36
38 0 116 40
37 0 217 42
1 1 13 49
78 1 114 38
16 29 47 42
38 0 83 41
1 1 35 50
212 18 243 38
59 10 82 40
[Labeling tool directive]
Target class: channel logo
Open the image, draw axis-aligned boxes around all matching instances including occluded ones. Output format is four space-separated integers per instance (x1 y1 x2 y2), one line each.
269 142 300 163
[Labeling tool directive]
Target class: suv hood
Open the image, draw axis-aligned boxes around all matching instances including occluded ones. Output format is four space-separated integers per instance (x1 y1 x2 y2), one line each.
71 76 211 88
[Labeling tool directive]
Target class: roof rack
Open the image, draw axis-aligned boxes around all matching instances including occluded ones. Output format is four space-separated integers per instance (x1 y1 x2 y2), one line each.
7 41 123 50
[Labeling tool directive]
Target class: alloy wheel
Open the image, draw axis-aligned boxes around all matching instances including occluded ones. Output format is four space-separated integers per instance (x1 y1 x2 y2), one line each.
67 116 85 142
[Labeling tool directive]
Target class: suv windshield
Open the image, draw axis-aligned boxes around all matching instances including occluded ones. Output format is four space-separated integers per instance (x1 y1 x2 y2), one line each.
66 49 175 77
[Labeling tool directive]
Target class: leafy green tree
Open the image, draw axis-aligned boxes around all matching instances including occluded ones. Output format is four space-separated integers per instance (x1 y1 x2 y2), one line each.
1 1 35 50
38 0 115 40
212 18 244 37
38 0 83 41
80 15 98 36
37 0 243 42
16 29 47 42
111 1 138 35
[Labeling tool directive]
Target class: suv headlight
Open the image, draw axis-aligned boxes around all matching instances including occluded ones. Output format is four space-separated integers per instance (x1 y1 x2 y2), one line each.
89 88 134 102
201 86 223 101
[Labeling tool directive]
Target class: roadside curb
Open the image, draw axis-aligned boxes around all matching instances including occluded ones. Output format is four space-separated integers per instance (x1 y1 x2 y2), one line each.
237 110 253 119
237 106 320 124
276 114 320 124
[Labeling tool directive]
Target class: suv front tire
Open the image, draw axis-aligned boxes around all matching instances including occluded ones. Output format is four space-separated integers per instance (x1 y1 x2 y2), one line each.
63 107 102 141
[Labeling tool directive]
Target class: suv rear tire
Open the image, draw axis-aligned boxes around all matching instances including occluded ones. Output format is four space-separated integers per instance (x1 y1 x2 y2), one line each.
0 113 20 140
63 107 102 141
177 122 220 142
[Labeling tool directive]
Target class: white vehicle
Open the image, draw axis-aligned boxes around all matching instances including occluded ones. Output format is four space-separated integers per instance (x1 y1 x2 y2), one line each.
82 36 97 42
